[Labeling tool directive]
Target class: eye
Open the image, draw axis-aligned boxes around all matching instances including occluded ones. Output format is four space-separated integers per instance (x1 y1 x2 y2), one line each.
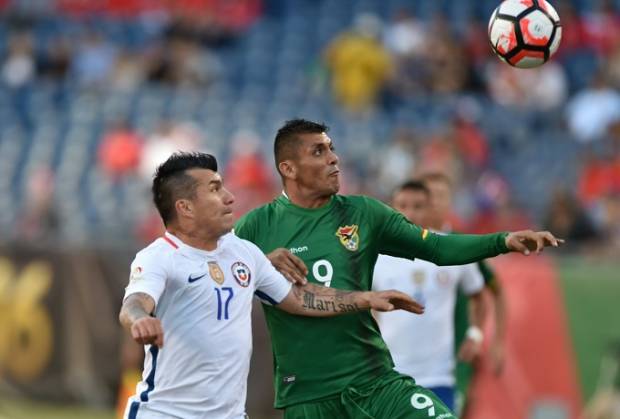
313 148 322 156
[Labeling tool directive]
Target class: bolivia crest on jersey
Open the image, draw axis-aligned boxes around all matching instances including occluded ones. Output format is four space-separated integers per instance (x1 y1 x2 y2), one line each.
231 261 251 287
335 224 360 251
208 261 225 285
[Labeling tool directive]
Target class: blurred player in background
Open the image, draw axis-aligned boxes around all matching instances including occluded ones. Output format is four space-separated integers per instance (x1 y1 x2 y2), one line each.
235 119 561 418
119 152 422 419
372 180 487 413
421 172 507 416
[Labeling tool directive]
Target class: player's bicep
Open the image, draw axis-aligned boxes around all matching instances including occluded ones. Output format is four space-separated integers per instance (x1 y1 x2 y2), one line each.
124 256 167 307
253 246 292 306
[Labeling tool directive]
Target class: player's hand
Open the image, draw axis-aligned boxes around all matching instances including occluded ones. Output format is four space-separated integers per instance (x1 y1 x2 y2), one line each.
458 337 482 363
505 230 563 255
130 317 164 348
267 248 308 285
368 290 425 314
489 340 505 376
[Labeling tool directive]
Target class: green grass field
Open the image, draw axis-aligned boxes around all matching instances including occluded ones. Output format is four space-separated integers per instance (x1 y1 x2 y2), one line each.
557 256 620 404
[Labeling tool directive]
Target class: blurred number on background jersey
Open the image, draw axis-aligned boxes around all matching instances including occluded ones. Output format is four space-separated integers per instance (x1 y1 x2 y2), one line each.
311 260 333 287
0 258 53 382
411 393 436 416
214 287 234 320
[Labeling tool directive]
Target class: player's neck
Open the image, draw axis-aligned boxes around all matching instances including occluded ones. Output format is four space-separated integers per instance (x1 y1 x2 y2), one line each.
167 226 221 251
283 186 331 209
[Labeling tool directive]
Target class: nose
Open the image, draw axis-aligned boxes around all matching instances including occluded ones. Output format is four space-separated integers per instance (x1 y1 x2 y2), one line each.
223 188 235 205
327 148 339 166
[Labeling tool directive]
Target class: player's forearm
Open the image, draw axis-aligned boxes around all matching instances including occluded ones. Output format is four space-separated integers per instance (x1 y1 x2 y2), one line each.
427 232 509 265
468 292 486 330
492 284 507 342
119 293 155 329
280 283 371 317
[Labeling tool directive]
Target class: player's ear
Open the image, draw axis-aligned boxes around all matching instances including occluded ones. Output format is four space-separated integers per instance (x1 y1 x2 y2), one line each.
175 199 194 219
278 160 296 180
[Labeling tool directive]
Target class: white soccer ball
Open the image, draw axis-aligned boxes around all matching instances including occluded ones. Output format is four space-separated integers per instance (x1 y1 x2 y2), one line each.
488 0 562 68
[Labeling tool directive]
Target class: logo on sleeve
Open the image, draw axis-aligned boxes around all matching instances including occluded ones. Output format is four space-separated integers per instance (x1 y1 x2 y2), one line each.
231 262 251 287
208 262 225 285
335 225 360 251
130 266 143 283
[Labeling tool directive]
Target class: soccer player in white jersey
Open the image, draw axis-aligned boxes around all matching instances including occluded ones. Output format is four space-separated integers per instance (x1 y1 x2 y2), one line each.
372 180 486 413
119 152 423 419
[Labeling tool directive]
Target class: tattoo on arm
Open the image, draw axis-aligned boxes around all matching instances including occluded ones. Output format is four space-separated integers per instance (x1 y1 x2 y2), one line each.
119 292 155 328
297 284 362 314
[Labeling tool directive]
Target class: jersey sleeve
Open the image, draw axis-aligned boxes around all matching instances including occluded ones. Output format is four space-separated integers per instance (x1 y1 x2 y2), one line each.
458 263 485 296
365 197 510 265
246 241 292 306
123 248 168 306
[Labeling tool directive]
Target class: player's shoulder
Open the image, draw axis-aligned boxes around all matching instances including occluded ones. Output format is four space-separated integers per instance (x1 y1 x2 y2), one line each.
134 237 176 265
224 232 264 259
335 194 387 210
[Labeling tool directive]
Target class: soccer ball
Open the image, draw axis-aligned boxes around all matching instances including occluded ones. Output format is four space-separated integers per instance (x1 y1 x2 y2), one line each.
488 0 562 68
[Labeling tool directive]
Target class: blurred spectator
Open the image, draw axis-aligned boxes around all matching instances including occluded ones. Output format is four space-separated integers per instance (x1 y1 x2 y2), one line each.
449 100 489 172
371 127 417 194
71 31 117 89
324 13 393 113
15 167 60 242
581 0 620 57
98 120 144 180
485 60 568 109
37 36 72 82
606 42 620 89
110 50 145 91
566 73 620 143
139 120 202 180
424 14 470 94
468 172 531 233
224 130 276 218
3 33 34 82
2 31 35 128
543 189 600 245
383 9 426 57
577 153 620 207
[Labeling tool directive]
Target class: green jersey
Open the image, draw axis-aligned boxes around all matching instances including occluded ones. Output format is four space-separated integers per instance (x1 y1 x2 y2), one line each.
235 194 508 408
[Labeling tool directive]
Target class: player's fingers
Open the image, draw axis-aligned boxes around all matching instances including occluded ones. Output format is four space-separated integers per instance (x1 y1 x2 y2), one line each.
287 253 309 276
512 237 530 255
372 299 394 312
542 231 560 247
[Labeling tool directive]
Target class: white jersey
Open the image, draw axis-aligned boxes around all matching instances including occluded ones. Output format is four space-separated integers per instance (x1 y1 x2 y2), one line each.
372 256 483 388
123 232 292 419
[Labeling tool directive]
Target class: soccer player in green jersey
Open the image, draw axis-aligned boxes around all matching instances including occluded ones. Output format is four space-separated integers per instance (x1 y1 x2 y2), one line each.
235 119 561 419
421 172 507 417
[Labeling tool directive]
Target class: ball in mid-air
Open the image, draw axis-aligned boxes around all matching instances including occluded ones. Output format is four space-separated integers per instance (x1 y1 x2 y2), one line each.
488 0 562 68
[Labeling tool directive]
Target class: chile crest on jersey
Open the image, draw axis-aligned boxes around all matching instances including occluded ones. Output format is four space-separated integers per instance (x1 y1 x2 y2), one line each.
231 261 252 287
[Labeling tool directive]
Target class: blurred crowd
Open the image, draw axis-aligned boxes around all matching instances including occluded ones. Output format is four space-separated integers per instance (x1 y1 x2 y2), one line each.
318 1 620 254
1 0 619 254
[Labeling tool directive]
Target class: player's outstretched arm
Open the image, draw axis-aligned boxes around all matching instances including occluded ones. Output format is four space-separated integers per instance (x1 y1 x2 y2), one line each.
423 230 563 265
119 292 164 348
276 283 425 317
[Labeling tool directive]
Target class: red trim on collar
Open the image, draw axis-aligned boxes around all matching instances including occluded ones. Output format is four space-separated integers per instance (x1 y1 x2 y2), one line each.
163 235 179 249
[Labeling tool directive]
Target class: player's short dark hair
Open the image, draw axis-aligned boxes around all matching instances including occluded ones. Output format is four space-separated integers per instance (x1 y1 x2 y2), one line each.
419 172 453 189
152 152 218 226
274 119 329 176
393 180 430 198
